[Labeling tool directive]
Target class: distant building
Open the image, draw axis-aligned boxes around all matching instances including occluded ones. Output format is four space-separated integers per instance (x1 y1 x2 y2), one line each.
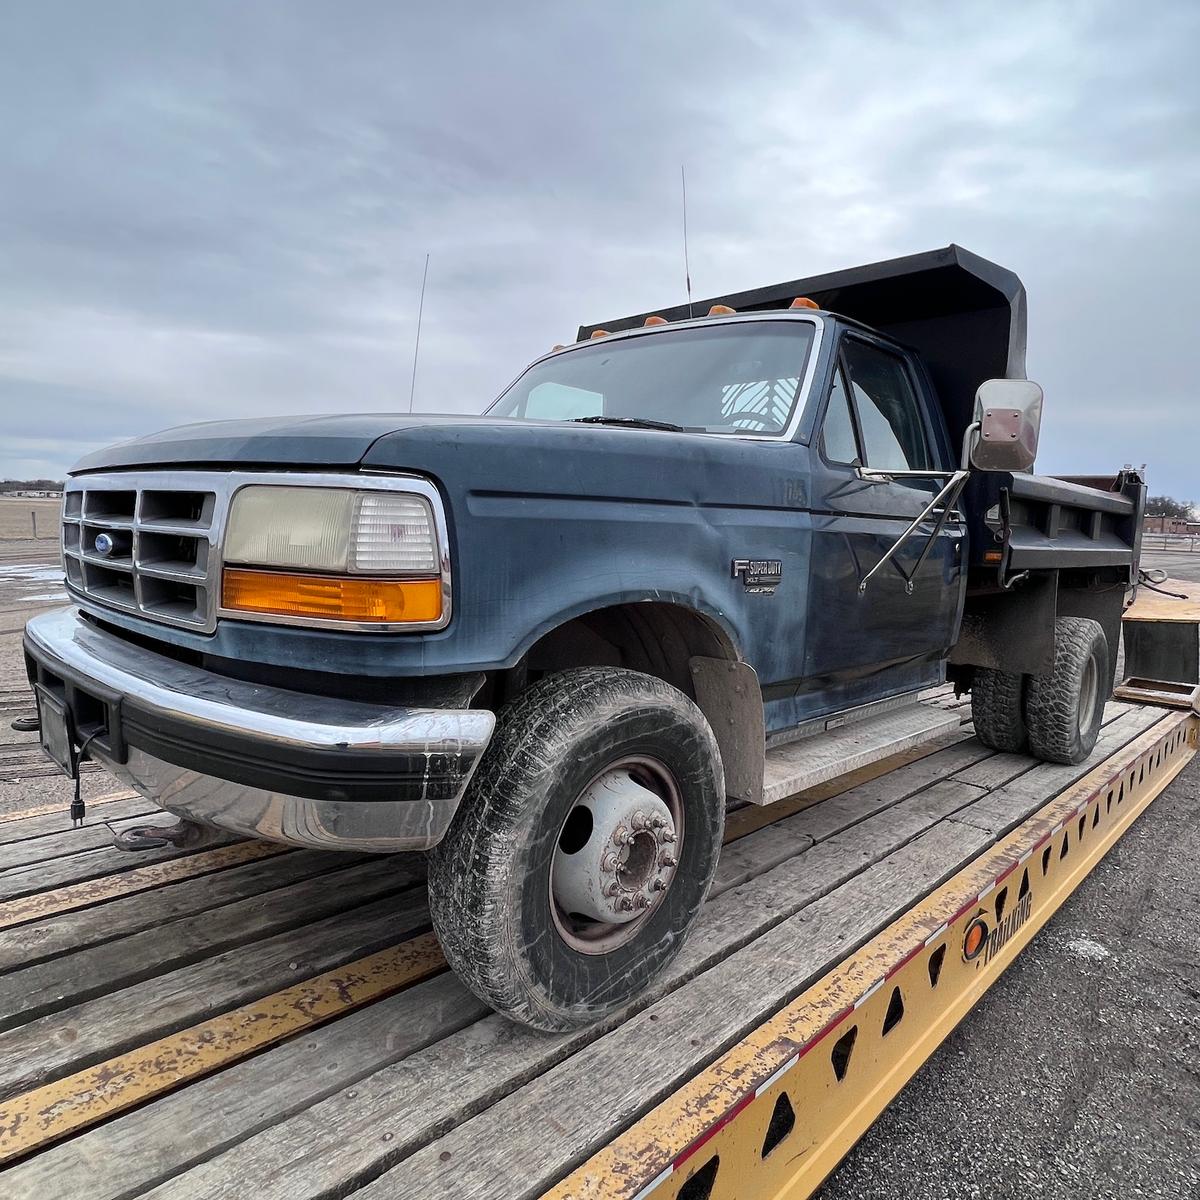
1144 514 1199 535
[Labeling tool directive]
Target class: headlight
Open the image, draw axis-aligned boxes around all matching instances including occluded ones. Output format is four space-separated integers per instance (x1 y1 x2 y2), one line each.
222 485 446 627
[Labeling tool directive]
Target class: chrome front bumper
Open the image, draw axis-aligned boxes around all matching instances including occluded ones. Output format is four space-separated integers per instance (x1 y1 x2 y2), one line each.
23 608 496 852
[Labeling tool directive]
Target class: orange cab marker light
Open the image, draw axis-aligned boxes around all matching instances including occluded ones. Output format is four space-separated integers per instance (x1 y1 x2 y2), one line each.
590 329 610 339
644 315 668 326
790 296 819 309
223 569 442 624
708 304 736 316
984 550 1003 564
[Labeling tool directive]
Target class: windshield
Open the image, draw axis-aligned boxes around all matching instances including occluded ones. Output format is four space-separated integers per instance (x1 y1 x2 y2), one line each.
487 320 818 435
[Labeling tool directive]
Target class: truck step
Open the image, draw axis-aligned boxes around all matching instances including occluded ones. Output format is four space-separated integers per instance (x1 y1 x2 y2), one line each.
759 701 963 806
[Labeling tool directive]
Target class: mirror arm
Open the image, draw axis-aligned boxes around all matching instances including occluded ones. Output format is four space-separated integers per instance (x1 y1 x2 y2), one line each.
960 420 981 471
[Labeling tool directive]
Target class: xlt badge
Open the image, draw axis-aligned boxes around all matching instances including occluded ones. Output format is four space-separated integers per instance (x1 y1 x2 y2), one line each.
732 559 782 595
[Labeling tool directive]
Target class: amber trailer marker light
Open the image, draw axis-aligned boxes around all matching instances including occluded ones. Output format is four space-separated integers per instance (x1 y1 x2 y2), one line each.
222 569 443 624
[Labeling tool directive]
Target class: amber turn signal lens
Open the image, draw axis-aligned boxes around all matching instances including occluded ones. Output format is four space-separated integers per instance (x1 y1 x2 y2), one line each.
222 569 443 624
643 315 668 326
707 304 736 316
962 917 989 960
790 296 819 309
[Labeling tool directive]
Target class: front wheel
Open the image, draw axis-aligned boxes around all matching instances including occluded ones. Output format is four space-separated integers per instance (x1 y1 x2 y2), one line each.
427 667 725 1032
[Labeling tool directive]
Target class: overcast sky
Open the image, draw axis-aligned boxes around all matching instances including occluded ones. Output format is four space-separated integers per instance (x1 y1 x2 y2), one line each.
1 1 1197 498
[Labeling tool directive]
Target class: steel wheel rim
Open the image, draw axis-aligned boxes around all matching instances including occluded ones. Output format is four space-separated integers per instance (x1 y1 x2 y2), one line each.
1078 654 1099 734
549 755 685 956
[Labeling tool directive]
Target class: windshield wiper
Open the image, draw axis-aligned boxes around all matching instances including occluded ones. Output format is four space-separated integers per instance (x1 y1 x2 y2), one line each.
571 415 686 432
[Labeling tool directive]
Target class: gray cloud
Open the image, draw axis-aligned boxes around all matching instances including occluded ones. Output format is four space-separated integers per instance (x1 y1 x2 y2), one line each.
1 0 1198 497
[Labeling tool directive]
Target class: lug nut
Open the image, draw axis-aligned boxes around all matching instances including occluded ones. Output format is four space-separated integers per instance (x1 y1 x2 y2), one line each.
600 851 619 875
662 830 677 844
631 811 649 831
619 896 635 912
660 853 678 869
650 815 667 830
634 893 650 910
651 878 668 892
602 880 621 898
612 825 631 847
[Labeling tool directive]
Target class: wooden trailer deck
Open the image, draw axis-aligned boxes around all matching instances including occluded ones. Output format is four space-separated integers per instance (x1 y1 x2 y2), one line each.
0 688 1194 1199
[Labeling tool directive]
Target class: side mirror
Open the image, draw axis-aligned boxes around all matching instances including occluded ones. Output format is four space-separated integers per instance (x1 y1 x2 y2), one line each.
970 379 1043 472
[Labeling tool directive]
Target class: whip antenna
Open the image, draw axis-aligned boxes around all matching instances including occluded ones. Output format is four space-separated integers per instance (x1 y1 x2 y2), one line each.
681 165 693 318
407 252 430 413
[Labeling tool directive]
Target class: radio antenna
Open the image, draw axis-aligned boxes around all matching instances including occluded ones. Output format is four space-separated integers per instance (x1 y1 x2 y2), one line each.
681 165 693 318
407 252 430 413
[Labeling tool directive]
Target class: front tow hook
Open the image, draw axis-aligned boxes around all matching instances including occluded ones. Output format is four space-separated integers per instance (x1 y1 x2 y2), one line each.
110 818 223 852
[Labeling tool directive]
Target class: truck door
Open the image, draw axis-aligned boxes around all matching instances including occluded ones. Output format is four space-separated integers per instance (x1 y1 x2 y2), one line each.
801 334 964 708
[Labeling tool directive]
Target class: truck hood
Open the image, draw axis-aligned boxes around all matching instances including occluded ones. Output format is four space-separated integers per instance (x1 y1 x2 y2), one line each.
72 410 805 520
70 413 526 473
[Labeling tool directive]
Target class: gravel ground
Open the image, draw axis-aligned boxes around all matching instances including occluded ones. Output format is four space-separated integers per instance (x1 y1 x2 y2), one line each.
821 752 1200 1200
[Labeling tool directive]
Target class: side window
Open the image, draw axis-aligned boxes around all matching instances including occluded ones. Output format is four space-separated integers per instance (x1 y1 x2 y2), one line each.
820 368 860 465
841 341 931 471
524 382 603 420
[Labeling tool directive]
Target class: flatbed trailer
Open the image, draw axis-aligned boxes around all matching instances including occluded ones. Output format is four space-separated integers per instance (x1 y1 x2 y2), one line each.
0 667 1193 1199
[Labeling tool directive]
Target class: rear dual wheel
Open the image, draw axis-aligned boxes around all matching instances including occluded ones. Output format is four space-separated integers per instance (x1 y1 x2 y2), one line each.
970 616 1109 765
428 667 724 1032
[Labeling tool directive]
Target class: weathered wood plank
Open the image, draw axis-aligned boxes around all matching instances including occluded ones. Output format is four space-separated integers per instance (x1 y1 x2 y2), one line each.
0 834 242 903
0 857 422 1031
0 797 155 845
947 706 1167 836
771 739 991 846
0 849 369 974
0 891 428 1101
0 812 205 872
3 974 488 1200
714 739 988 894
722 726 973 841
358 822 998 1200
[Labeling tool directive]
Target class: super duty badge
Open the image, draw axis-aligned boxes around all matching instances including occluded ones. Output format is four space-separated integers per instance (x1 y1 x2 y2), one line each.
732 559 783 595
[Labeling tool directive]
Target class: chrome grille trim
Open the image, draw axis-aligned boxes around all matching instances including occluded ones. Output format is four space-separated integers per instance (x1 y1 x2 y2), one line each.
62 470 452 635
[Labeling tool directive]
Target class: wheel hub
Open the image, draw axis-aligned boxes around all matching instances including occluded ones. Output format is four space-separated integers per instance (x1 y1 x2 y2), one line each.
552 767 679 927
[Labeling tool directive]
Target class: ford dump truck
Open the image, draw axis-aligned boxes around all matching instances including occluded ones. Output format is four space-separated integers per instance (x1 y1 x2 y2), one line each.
23 245 1145 1031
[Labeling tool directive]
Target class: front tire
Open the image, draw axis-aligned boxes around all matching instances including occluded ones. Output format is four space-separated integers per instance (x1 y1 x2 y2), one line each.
1024 617 1109 765
427 667 724 1032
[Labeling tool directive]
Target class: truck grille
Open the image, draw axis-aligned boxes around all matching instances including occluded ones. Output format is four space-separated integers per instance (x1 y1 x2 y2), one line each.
62 473 219 632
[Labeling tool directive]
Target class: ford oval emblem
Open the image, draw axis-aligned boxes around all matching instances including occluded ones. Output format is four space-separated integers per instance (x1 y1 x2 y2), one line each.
93 533 114 558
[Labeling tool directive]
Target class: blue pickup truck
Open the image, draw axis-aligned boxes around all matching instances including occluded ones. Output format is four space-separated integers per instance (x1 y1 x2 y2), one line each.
23 246 1144 1030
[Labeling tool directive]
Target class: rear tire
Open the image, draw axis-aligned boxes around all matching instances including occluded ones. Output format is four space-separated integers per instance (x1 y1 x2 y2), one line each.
427 666 724 1032
971 668 1027 753
1024 617 1108 765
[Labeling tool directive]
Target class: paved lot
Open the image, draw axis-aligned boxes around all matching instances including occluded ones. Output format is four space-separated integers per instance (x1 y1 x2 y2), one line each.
1142 545 1200 585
